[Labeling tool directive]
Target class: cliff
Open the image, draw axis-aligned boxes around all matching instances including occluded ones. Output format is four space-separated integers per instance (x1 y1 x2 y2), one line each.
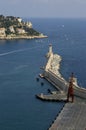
0 15 47 39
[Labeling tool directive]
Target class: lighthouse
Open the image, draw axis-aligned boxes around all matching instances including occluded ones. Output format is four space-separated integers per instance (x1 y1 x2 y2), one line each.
46 44 53 58
49 44 53 55
45 44 54 71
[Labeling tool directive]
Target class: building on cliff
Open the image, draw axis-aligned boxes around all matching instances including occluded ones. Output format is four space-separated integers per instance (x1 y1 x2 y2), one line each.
0 28 6 36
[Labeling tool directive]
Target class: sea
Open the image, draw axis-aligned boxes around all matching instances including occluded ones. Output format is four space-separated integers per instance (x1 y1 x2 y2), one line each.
0 18 86 130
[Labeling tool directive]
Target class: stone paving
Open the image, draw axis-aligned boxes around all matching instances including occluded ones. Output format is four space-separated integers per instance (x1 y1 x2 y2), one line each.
49 102 86 130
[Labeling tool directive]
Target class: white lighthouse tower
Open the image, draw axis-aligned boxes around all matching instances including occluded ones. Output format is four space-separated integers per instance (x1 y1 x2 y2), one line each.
49 44 53 54
45 44 54 71
46 44 53 58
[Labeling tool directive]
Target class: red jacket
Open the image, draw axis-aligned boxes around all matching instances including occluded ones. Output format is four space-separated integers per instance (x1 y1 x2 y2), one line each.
68 86 74 95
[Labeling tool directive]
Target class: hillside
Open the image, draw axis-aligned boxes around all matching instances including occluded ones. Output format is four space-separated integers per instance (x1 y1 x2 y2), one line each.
0 15 47 39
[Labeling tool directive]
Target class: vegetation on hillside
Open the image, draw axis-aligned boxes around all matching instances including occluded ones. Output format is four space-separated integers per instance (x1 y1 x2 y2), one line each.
0 15 40 36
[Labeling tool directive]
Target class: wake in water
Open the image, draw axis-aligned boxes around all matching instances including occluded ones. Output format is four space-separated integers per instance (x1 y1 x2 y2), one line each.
0 44 46 57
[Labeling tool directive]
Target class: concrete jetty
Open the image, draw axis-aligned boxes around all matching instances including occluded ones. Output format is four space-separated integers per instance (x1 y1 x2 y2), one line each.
36 92 67 102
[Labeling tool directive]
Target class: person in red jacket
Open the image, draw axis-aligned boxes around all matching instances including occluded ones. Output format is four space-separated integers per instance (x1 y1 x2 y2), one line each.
67 81 74 102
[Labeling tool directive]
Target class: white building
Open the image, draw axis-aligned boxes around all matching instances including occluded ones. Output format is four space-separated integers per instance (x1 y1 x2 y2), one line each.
0 28 6 36
9 26 15 33
26 22 32 28
17 18 22 23
16 28 26 34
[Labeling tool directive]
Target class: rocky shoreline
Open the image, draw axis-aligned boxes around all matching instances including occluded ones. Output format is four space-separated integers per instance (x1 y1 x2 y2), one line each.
0 34 47 40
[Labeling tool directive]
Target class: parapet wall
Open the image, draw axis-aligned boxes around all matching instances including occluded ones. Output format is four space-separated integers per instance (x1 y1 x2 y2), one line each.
44 69 86 99
44 69 68 92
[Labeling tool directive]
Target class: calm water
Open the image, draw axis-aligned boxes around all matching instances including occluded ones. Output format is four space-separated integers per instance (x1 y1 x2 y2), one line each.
0 18 86 130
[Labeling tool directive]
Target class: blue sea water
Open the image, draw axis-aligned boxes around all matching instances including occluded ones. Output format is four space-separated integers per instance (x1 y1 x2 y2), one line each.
0 18 86 130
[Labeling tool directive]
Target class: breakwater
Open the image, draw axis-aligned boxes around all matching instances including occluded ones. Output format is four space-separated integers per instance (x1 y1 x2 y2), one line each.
38 44 86 100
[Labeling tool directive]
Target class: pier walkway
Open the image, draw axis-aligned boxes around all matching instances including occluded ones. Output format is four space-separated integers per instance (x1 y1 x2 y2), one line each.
49 103 86 130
